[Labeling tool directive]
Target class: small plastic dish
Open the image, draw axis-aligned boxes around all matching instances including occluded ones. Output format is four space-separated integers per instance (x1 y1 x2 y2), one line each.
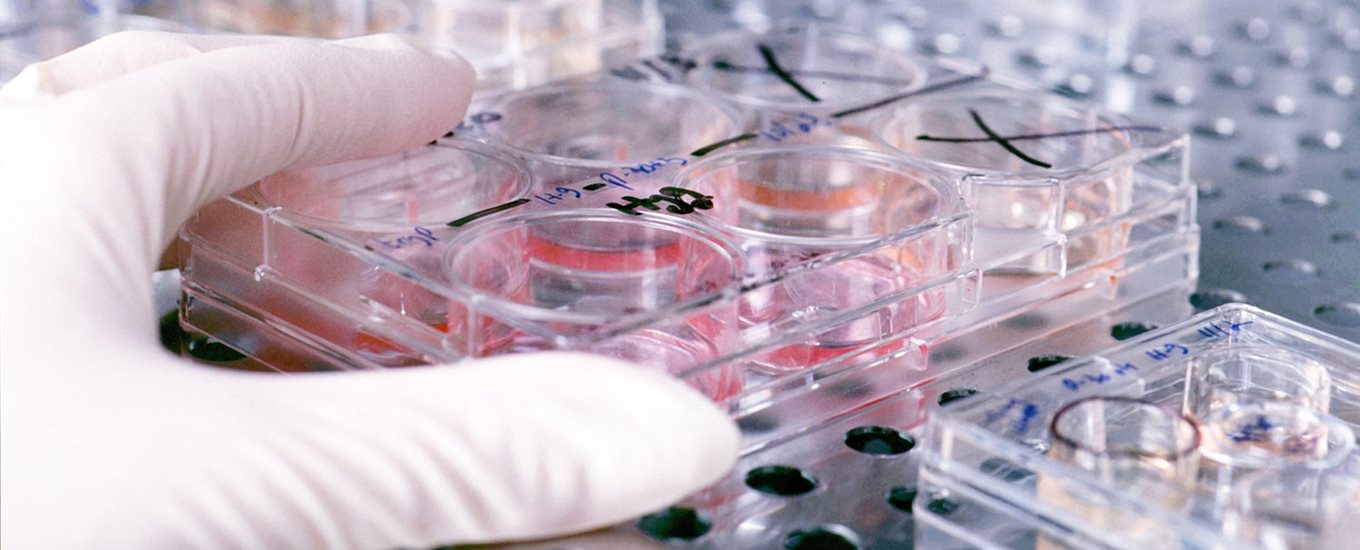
443 208 746 400
676 145 963 373
473 79 743 186
688 24 926 120
874 88 1174 276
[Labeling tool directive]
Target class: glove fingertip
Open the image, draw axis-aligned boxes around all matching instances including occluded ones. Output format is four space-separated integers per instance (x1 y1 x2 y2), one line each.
334 33 476 88
517 352 742 485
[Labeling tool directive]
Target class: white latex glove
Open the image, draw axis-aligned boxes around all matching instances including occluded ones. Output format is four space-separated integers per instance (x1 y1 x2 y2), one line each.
0 32 738 549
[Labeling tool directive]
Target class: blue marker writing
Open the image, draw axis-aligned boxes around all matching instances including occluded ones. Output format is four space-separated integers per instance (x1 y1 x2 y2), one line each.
372 226 438 250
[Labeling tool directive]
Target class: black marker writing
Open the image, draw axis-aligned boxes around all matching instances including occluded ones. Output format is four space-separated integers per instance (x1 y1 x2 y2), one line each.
967 109 1053 168
917 125 1164 144
607 186 715 216
830 69 989 118
712 60 917 86
691 133 758 157
447 198 530 228
757 43 820 102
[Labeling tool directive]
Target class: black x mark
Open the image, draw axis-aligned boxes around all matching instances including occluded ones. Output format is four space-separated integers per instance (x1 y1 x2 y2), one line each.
917 112 1163 169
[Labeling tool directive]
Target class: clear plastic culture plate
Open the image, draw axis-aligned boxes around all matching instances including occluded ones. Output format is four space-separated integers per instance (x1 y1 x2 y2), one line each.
921 304 1360 550
179 23 1197 452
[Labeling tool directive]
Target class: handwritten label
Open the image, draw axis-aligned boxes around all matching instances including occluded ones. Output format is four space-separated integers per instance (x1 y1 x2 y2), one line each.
622 156 688 176
690 112 832 157
981 397 1041 433
370 226 438 250
530 160 682 206
533 186 584 206
757 113 833 142
607 186 715 216
609 53 697 83
1197 320 1253 338
1058 318 1256 393
535 156 692 207
1060 362 1137 393
1144 321 1254 362
1144 343 1190 361
440 154 685 225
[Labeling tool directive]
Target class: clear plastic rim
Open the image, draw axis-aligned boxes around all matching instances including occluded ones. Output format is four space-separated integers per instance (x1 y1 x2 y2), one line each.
1230 466 1360 520
476 79 744 170
442 208 745 326
253 139 532 233
687 25 928 112
1184 344 1333 416
871 88 1159 182
1050 396 1203 461
674 145 964 247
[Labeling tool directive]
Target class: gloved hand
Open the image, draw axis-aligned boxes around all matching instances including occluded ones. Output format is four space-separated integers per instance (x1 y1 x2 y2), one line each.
0 32 738 549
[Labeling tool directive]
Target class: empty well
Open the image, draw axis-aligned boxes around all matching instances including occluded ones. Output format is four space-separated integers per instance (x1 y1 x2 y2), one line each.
257 141 530 231
689 24 925 115
475 79 742 185
875 89 1151 275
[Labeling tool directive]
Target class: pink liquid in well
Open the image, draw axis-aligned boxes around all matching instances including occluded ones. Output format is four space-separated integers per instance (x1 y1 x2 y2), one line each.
589 323 743 402
741 254 943 374
451 230 742 402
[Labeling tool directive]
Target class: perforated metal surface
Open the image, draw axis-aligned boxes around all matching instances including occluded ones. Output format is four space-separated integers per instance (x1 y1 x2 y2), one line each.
662 0 1360 342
